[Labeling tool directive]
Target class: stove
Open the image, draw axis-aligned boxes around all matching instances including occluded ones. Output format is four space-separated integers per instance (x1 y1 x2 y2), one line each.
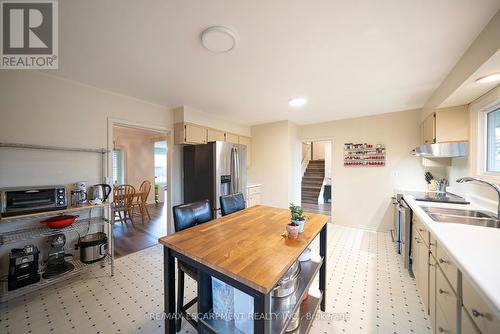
406 191 469 205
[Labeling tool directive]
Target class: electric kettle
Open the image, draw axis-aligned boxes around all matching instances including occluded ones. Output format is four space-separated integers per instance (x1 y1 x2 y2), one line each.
91 184 111 202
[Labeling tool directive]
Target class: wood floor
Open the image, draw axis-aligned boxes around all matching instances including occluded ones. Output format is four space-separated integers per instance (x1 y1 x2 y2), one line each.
113 203 168 258
301 202 331 215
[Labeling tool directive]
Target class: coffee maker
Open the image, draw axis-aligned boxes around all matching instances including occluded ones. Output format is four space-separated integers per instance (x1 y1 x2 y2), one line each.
8 244 40 291
71 181 88 206
42 234 74 279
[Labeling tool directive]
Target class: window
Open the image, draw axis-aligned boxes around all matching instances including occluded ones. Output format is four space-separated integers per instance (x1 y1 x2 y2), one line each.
154 141 167 186
112 148 125 184
486 108 500 172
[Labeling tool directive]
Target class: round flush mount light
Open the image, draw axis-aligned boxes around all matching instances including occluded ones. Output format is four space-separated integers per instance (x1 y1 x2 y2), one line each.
288 97 308 107
476 72 500 84
201 26 237 53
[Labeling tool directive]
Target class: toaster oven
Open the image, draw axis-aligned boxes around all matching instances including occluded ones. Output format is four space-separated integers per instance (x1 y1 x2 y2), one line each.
0 186 67 218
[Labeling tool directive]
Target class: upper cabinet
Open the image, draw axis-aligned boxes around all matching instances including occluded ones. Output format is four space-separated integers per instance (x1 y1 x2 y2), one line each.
175 123 207 144
420 106 469 145
175 123 252 167
422 113 436 144
207 128 226 142
225 133 239 144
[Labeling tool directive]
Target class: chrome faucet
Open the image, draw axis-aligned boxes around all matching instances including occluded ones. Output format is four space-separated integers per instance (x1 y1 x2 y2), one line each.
456 177 500 219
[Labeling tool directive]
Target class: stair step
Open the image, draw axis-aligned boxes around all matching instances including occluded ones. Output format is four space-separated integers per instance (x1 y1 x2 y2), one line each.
303 175 324 179
302 185 321 190
302 190 320 195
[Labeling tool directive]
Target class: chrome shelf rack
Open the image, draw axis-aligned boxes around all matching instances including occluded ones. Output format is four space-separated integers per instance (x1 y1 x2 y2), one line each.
0 254 112 303
0 217 110 245
0 142 114 304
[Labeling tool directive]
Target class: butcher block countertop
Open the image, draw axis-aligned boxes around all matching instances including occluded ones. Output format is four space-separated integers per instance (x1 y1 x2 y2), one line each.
159 205 328 294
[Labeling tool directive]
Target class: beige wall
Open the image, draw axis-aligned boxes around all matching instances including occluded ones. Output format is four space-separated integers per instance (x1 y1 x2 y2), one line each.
288 122 302 205
249 121 301 208
113 127 157 203
300 109 426 231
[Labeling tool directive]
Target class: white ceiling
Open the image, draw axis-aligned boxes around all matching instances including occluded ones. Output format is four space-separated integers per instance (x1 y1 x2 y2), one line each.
441 50 500 108
49 0 499 125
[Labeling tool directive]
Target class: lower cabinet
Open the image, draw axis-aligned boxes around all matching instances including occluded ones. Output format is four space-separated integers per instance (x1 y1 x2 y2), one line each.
246 185 261 207
463 274 500 334
429 256 437 333
413 217 430 313
436 266 458 334
415 225 500 334
462 307 481 334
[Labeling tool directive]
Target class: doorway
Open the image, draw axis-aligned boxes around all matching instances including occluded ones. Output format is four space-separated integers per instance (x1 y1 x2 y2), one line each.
108 121 172 258
301 140 332 215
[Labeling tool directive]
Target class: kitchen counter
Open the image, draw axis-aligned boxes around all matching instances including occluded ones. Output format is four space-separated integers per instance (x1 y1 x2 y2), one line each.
159 205 328 333
404 194 500 318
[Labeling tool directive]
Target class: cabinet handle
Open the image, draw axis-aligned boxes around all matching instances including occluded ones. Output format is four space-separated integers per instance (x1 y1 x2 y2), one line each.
438 327 447 333
438 289 448 295
472 309 484 318
415 240 421 244
438 258 448 264
419 228 425 232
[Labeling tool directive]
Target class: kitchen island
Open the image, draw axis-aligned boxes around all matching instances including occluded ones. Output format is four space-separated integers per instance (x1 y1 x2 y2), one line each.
159 205 328 334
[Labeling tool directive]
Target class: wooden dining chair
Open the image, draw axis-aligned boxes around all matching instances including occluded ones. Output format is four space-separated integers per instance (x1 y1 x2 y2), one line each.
113 184 136 224
131 180 152 224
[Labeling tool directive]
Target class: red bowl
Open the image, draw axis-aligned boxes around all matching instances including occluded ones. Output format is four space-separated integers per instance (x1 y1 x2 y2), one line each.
41 215 78 229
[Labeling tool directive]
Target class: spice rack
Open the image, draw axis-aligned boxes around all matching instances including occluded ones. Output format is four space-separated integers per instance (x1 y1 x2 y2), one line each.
344 143 386 167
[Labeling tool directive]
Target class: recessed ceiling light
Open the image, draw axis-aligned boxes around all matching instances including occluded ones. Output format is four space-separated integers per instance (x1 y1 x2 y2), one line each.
201 26 237 53
476 72 500 84
288 97 308 107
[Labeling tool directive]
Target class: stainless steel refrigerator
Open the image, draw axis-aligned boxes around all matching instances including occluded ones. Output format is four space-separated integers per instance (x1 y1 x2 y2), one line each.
183 141 247 217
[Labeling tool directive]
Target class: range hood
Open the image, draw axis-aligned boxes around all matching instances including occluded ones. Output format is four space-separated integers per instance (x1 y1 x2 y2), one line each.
412 142 468 158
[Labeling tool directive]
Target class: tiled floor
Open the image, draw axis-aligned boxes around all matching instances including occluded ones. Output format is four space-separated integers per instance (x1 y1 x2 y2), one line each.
0 224 431 334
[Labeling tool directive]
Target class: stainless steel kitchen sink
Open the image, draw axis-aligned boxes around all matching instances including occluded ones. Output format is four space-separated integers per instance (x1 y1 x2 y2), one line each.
421 207 500 228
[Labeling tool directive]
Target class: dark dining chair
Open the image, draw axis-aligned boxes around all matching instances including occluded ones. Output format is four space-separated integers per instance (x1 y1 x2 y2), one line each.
220 193 246 216
172 199 212 332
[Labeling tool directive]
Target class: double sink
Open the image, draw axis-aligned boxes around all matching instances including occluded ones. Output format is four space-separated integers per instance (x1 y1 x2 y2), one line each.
421 206 500 228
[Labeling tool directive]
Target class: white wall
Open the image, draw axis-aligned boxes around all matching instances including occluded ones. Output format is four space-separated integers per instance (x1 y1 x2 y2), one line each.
249 121 301 208
0 71 181 213
421 11 500 120
447 85 500 202
300 109 426 231
324 141 332 180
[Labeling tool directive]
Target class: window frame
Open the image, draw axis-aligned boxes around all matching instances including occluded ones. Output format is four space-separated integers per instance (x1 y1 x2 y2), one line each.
473 98 500 181
112 146 126 185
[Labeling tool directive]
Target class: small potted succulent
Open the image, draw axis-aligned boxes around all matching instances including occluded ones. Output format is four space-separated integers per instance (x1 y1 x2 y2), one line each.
286 221 300 240
289 203 307 233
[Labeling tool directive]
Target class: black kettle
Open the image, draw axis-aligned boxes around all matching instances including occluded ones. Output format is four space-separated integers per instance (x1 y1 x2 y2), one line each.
91 184 111 202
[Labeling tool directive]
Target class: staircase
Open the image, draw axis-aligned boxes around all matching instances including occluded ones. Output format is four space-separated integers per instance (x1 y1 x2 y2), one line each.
301 159 325 204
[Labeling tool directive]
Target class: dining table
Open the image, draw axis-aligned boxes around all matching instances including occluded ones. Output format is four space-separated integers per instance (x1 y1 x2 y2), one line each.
159 205 328 334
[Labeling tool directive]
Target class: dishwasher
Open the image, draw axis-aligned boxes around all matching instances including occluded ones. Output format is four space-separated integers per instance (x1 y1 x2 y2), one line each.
392 194 413 273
